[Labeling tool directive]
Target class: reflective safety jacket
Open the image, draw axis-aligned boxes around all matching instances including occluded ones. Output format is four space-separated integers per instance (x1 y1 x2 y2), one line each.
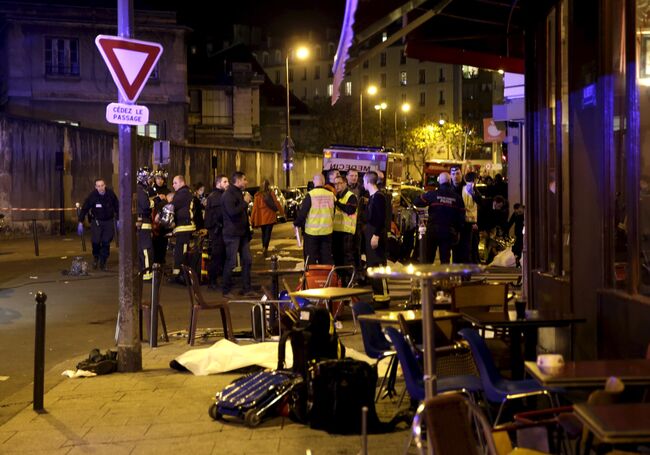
305 187 335 236
136 184 154 229
333 190 357 234
172 185 195 234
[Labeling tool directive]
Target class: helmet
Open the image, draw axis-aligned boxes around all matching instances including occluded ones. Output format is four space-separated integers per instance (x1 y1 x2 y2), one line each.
153 169 168 180
137 166 151 185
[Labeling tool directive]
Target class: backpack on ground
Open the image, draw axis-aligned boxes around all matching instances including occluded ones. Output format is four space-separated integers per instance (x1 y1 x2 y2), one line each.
277 305 345 378
76 348 118 375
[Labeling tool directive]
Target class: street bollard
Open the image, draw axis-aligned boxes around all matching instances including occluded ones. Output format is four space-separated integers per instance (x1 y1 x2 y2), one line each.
75 202 86 252
150 264 162 348
418 223 427 264
33 292 47 412
271 255 279 299
361 406 368 455
32 219 39 257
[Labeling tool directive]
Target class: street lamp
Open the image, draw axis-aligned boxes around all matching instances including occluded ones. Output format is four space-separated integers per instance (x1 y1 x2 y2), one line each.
283 45 309 188
374 102 387 146
360 84 377 144
395 102 411 152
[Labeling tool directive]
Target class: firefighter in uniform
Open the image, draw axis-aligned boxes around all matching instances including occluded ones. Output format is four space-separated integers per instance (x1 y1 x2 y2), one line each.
363 171 391 309
77 178 119 271
170 175 195 283
136 167 154 280
294 174 335 265
332 175 357 285
148 170 170 265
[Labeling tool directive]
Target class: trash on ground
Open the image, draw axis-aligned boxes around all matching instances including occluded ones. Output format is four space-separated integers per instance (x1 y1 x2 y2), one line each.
62 256 89 276
61 369 97 379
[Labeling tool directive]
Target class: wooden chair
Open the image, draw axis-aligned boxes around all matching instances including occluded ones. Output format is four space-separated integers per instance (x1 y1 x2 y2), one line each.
452 282 509 340
138 268 169 343
181 264 235 345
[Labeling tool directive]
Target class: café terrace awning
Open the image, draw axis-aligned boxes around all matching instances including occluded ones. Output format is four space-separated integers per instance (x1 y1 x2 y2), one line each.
344 0 525 73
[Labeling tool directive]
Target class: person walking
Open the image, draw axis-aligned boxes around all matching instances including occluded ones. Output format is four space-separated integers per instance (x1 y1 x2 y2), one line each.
170 175 195 284
221 171 256 299
78 178 119 271
363 171 391 309
204 174 228 289
251 179 284 257
294 174 335 265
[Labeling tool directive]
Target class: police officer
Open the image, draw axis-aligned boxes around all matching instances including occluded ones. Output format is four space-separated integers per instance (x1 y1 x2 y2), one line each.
294 174 335 265
363 171 390 309
78 178 119 271
136 167 154 280
204 174 229 290
170 175 195 283
414 172 465 264
332 175 357 285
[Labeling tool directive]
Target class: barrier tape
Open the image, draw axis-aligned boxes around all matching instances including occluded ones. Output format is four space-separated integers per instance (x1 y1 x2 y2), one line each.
0 207 77 211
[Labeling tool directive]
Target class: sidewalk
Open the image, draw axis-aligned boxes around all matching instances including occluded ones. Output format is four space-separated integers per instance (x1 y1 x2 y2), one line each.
0 337 412 455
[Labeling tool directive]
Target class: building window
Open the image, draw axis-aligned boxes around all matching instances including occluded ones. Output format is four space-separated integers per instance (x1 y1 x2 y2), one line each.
289 69 294 83
462 65 479 79
189 89 201 113
419 92 426 106
382 31 388 42
419 69 426 84
316 45 322 59
400 71 407 86
380 73 386 88
45 37 79 76
137 123 158 138
275 70 280 84
262 52 269 66
345 81 352 96
302 68 307 81
400 49 407 65
380 52 387 67
328 43 335 58
363 60 369 69
438 90 445 105
438 68 446 82
314 65 320 80
327 84 333 96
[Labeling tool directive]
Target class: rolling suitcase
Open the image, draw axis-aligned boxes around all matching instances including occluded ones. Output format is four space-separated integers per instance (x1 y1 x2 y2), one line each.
208 370 301 427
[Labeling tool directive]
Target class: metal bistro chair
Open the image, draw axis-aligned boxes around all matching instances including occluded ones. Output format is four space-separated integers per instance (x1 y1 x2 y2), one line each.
181 264 235 345
459 328 556 426
351 301 398 401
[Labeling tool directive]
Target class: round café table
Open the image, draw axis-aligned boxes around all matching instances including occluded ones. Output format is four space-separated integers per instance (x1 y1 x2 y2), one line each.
367 263 483 400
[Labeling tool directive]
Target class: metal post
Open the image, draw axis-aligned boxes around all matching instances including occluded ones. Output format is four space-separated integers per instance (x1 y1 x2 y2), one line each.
33 292 46 412
359 93 363 144
361 406 368 455
149 264 161 348
75 203 86 252
271 255 279 299
379 109 383 146
420 278 437 399
394 110 398 149
116 0 142 372
284 54 291 189
32 219 39 257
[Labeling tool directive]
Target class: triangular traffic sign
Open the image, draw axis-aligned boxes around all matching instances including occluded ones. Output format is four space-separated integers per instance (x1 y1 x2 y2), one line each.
95 35 163 103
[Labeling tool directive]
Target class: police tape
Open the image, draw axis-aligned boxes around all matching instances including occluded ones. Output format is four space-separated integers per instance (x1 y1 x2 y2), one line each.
0 207 78 211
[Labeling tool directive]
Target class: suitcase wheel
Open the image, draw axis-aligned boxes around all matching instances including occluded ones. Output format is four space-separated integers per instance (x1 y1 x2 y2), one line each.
208 403 222 421
244 409 262 427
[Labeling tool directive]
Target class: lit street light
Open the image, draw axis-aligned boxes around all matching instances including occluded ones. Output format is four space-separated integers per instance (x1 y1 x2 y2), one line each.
375 102 387 146
395 102 411 152
283 45 309 188
360 84 377 144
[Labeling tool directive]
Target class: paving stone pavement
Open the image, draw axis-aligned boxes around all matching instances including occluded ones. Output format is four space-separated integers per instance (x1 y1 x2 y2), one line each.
0 334 416 454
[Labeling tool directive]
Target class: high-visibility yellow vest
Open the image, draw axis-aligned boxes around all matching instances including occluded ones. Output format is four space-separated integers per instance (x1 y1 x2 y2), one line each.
333 190 357 234
305 187 335 235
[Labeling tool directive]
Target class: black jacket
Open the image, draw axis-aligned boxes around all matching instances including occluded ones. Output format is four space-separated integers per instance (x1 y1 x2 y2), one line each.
222 185 250 237
172 186 194 227
204 188 225 233
79 189 119 222
136 185 152 223
365 190 387 237
415 182 465 235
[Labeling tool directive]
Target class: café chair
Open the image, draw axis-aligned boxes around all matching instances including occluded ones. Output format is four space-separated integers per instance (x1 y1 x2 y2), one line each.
138 268 169 343
384 327 483 406
459 328 555 426
410 393 549 455
181 265 235 346
351 301 398 401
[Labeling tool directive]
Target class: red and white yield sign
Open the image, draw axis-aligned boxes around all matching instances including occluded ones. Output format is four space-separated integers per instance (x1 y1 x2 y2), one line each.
95 35 162 107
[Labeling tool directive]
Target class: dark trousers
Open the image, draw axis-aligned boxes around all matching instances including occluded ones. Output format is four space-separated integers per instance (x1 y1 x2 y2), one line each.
333 231 355 284
208 230 226 284
137 228 153 277
260 224 274 249
304 233 333 265
152 235 168 264
468 225 480 263
173 231 192 276
426 228 454 264
91 219 114 264
512 234 523 258
223 235 252 293
364 228 390 306
452 223 472 263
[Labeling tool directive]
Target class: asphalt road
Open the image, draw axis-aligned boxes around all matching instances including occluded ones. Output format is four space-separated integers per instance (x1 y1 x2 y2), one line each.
0 222 301 402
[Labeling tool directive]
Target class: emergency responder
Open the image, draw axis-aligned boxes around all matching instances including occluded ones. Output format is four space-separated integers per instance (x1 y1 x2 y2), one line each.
170 175 195 283
149 170 170 265
332 175 357 285
414 172 465 264
77 178 119 271
294 174 335 265
204 174 229 290
136 167 154 280
347 169 367 282
324 169 339 194
363 171 390 309
450 165 468 263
